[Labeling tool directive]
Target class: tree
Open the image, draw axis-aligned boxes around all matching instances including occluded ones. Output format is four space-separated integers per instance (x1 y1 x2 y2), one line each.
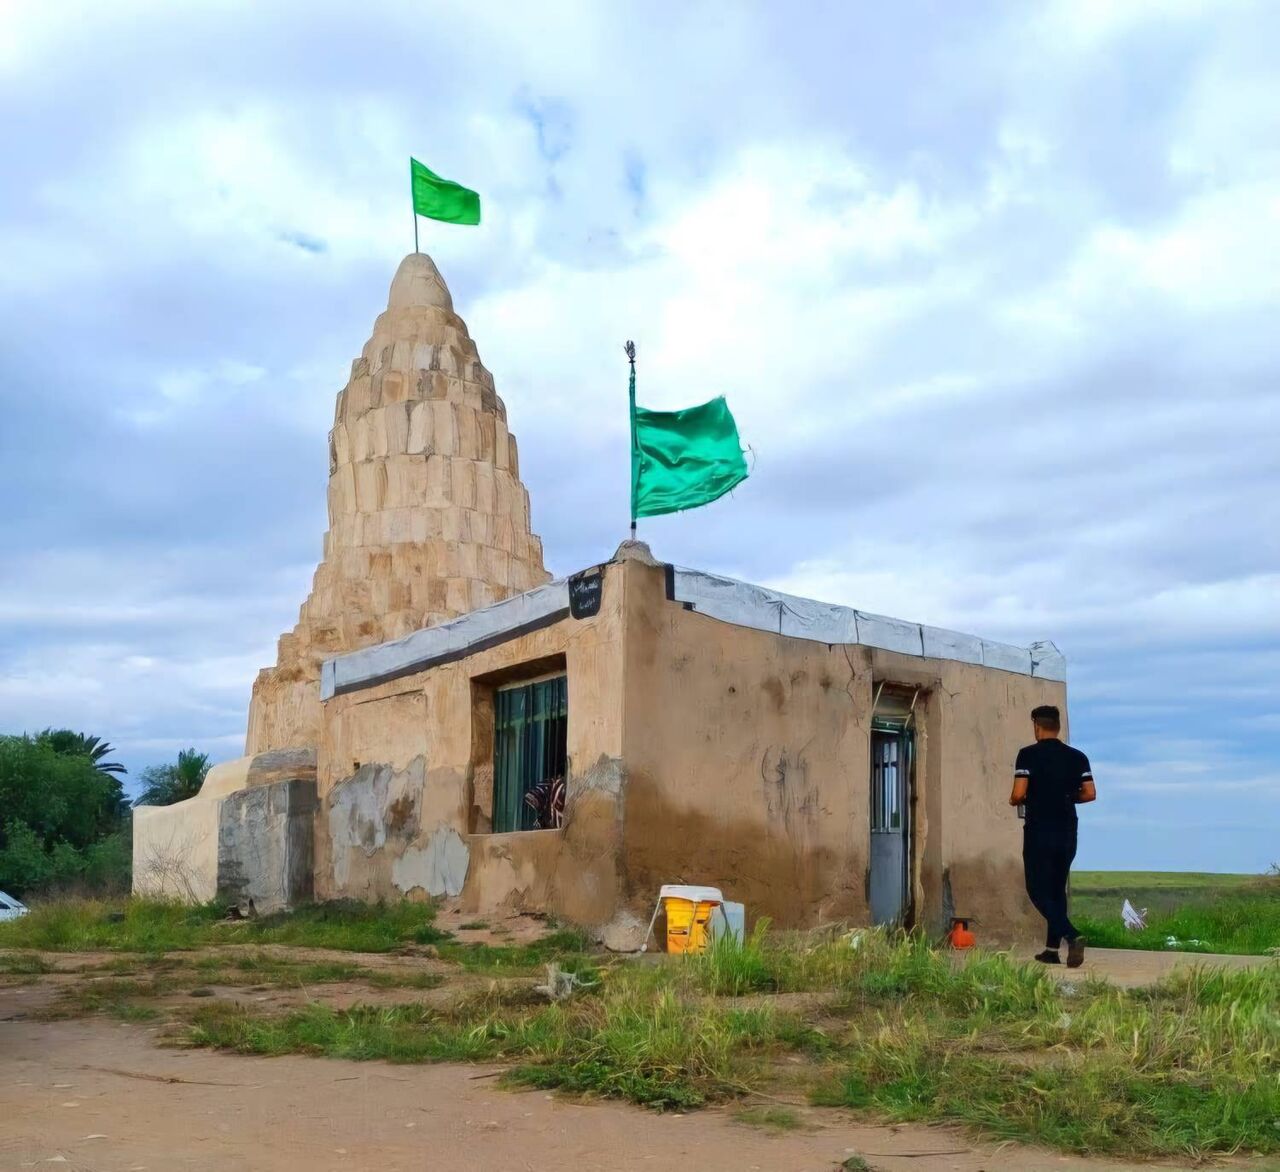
36 728 128 819
133 749 211 807
37 728 127 775
0 734 131 896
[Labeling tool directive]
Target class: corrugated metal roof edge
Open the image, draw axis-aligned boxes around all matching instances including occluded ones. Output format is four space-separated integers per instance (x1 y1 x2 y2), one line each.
321 560 1066 700
667 566 1066 682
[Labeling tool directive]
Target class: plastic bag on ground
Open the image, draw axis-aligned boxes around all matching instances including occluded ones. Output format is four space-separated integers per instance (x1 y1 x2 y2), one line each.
1121 899 1147 931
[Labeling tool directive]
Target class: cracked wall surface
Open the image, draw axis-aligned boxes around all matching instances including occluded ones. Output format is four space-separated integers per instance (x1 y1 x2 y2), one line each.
217 779 317 913
316 553 1067 939
134 752 318 909
618 559 1067 938
315 558 626 923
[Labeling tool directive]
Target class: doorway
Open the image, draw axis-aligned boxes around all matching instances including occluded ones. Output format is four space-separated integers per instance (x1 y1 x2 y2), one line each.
869 720 914 926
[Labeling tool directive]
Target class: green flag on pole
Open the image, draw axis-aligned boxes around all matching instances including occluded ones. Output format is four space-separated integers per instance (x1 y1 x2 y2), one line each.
410 157 481 226
627 342 749 522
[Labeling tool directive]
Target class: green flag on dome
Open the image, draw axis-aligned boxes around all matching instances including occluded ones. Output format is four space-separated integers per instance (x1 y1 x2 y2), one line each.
410 157 481 226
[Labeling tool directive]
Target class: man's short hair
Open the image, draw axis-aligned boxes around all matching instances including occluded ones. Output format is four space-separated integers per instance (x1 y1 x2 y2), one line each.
1031 705 1061 732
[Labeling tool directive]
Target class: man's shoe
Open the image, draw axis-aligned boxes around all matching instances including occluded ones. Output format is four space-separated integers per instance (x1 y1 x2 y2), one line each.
1033 949 1061 964
1066 938 1086 968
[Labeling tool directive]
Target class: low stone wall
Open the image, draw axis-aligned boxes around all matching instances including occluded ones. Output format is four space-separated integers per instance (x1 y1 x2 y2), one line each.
132 752 318 912
132 798 220 903
216 779 317 913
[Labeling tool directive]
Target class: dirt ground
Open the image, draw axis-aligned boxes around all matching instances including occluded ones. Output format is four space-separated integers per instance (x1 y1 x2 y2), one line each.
2 945 1275 1172
4 1016 1273 1172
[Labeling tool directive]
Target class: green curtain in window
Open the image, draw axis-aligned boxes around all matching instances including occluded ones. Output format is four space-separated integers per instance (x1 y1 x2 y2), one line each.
493 686 527 834
492 677 568 833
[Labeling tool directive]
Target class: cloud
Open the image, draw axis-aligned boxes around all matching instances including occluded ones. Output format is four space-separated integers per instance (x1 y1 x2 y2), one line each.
0 0 1276 869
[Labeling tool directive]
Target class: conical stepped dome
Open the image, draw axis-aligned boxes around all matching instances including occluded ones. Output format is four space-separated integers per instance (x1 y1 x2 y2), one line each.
245 253 550 755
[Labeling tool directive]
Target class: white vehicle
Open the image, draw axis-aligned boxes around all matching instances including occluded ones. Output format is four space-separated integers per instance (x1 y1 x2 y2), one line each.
0 890 29 921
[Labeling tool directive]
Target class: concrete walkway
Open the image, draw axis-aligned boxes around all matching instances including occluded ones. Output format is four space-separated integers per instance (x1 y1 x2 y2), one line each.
1016 944 1275 988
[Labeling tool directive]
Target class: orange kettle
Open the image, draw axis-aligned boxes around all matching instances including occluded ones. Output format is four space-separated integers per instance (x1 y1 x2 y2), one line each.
948 917 976 949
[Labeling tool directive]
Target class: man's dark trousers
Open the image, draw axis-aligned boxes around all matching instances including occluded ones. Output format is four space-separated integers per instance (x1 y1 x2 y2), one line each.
1023 825 1079 948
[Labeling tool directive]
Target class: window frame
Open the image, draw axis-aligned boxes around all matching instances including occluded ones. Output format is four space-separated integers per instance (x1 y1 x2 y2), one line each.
491 672 568 834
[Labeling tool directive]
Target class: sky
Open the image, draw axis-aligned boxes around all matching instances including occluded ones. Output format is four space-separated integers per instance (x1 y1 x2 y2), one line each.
1 0 1276 872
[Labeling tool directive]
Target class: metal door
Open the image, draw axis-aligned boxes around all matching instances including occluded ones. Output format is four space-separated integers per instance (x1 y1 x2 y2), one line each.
869 724 912 926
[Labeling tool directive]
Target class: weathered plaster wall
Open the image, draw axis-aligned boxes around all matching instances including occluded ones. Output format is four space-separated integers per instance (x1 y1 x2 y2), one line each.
216 779 317 913
199 756 254 800
617 560 1066 938
619 559 873 928
930 657 1067 938
133 798 220 903
316 561 627 927
313 549 1066 941
132 750 318 907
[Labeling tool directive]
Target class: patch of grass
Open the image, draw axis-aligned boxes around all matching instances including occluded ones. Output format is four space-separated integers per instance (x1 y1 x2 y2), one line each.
98 955 150 974
810 957 1280 1158
187 952 366 984
0 899 224 952
733 1105 805 1132
189 1000 497 1063
248 901 449 952
0 897 447 954
365 969 444 990
177 933 1280 1155
40 976 169 1022
438 928 593 974
637 928 1279 1155
816 1041 1278 1156
186 963 791 1110
0 951 54 975
30 948 449 1021
694 924 1056 1021
1072 869 1256 902
1075 873 1280 956
458 920 489 930
503 992 785 1109
45 904 1269 1159
172 950 440 990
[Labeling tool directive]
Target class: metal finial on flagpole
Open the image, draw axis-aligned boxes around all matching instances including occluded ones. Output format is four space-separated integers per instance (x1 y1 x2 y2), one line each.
626 341 637 539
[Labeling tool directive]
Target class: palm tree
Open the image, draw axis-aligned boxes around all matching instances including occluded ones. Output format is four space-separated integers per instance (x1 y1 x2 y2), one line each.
37 729 127 777
133 749 212 807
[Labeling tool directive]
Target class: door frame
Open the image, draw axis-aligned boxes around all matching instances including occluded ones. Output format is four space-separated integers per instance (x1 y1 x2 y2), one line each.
868 713 916 928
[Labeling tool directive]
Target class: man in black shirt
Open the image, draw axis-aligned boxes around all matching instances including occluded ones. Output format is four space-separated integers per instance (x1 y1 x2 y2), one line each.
1010 704 1096 967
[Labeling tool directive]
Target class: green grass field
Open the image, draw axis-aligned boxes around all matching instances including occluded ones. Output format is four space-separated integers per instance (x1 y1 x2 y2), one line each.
1072 870 1279 955
3 896 1279 1157
183 926 1280 1156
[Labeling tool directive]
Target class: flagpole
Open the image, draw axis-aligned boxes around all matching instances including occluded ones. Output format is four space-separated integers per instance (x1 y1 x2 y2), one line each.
625 341 638 540
410 158 419 253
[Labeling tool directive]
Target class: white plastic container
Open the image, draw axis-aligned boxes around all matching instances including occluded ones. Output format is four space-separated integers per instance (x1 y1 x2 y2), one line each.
709 900 745 945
